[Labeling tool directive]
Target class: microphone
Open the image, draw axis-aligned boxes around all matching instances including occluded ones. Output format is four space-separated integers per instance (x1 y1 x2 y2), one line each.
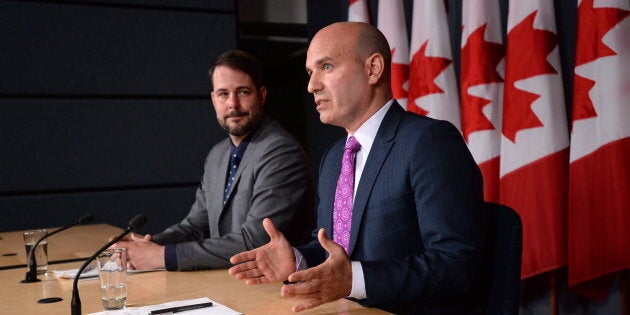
71 214 147 315
21 214 95 283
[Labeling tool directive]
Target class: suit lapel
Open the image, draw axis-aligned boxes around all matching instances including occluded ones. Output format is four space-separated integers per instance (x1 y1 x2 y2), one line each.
221 116 270 210
348 103 404 255
321 143 344 236
207 140 231 238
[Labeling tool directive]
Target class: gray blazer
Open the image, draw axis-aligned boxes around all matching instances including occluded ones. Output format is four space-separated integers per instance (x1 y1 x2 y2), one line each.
153 115 314 270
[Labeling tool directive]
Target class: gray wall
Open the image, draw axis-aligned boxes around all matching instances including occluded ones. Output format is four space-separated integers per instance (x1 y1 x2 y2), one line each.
1 0 237 233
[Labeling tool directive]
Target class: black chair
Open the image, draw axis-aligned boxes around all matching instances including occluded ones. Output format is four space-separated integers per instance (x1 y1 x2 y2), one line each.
484 202 523 315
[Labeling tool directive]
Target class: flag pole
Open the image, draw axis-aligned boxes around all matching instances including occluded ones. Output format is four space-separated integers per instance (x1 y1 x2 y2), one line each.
549 271 559 315
621 269 629 315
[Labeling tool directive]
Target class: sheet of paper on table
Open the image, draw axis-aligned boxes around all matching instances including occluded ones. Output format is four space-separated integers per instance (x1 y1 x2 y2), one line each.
53 265 166 280
88 297 241 315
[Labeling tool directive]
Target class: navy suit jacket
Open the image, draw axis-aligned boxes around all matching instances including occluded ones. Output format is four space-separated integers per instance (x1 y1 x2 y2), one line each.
298 103 487 314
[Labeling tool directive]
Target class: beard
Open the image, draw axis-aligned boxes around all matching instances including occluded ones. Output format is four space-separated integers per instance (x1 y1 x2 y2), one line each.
219 110 262 137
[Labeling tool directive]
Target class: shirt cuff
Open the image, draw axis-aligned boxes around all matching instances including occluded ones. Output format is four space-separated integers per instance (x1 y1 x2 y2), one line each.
349 261 367 299
292 249 365 299
163 244 178 271
292 248 308 271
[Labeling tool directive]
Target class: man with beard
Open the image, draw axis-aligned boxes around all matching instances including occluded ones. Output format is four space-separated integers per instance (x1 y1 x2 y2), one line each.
113 50 314 271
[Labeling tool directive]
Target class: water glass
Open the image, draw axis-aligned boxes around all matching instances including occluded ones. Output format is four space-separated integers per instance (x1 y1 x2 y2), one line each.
23 229 48 275
97 248 127 310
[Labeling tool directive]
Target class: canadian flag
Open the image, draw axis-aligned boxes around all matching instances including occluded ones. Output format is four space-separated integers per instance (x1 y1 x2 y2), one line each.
377 0 409 109
569 0 630 301
348 0 371 23
407 0 461 131
460 0 504 202
500 0 569 278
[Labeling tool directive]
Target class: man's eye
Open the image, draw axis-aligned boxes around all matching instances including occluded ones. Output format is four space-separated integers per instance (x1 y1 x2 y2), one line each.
323 64 333 71
238 90 250 95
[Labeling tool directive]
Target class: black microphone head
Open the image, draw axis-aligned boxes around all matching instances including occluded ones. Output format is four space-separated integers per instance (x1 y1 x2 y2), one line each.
78 214 95 225
128 214 147 230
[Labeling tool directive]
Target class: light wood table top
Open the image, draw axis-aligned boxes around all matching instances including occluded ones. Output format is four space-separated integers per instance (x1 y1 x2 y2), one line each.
0 261 390 315
0 224 124 269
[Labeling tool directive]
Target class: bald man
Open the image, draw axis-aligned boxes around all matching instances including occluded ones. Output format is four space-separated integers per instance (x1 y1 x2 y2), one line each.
229 22 486 314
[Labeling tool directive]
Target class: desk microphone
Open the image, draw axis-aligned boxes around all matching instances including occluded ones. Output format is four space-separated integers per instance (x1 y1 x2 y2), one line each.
21 214 95 284
71 214 147 315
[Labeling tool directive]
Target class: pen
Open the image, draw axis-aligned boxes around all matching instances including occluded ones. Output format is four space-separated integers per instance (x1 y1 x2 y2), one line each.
149 301 213 314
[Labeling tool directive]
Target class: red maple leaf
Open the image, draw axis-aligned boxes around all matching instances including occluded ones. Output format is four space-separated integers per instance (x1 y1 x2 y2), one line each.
572 0 629 126
407 41 452 116
575 0 629 67
460 24 505 142
390 48 409 101
572 75 597 123
502 11 558 143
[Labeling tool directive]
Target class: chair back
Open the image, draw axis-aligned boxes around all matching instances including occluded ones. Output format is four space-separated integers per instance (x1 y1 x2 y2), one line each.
484 202 523 315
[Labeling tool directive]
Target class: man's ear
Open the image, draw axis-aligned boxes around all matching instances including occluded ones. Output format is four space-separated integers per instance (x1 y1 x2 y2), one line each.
259 86 267 106
210 90 216 107
366 53 385 85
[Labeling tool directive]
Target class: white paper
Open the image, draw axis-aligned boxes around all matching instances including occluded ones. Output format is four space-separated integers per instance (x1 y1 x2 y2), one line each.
54 264 99 279
54 265 165 280
87 297 241 315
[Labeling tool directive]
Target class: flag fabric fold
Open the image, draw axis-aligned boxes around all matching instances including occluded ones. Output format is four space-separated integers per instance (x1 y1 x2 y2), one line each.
500 0 570 279
408 0 461 131
377 0 409 109
460 0 504 202
348 0 371 23
569 0 630 301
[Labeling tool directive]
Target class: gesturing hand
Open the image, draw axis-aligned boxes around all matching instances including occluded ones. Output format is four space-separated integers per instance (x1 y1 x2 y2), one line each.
228 218 296 285
281 228 353 312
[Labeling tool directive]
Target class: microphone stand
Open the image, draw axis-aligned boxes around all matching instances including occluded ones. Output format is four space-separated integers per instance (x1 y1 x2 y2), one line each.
71 214 146 315
22 214 95 284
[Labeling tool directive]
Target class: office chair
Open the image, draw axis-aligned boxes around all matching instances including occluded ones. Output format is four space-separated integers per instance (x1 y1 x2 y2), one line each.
484 202 523 315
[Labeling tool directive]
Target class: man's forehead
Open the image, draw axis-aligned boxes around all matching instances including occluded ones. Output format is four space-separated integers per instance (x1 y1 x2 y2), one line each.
307 40 352 62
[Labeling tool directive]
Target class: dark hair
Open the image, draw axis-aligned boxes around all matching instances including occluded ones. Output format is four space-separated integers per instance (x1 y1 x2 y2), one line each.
356 23 392 66
208 50 263 91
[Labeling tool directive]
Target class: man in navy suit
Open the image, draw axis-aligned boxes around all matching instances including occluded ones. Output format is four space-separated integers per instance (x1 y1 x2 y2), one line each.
229 22 486 314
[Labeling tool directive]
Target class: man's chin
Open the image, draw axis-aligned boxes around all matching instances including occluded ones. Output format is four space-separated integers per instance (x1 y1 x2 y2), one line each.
225 123 252 137
318 114 332 125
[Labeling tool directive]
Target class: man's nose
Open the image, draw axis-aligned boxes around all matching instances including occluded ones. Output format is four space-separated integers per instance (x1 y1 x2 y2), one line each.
227 92 240 108
307 73 322 94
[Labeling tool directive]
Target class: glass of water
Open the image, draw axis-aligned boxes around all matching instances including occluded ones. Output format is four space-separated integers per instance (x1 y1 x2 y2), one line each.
97 248 127 310
23 229 48 275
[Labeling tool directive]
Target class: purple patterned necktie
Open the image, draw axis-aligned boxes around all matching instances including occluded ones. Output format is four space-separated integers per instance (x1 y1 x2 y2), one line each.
333 136 361 253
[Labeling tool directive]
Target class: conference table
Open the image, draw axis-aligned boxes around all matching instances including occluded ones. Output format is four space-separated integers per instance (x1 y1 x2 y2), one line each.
0 224 390 314
0 224 124 269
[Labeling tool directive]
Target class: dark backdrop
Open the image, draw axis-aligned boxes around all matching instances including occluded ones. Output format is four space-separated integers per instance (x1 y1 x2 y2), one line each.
0 0 341 238
0 0 237 233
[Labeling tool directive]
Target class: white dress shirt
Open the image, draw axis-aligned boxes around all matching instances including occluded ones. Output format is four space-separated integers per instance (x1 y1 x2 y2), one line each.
294 100 395 300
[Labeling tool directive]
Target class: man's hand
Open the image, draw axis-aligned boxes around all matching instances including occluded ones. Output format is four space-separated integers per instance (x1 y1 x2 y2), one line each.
228 218 296 285
114 233 165 270
281 228 353 312
108 232 150 243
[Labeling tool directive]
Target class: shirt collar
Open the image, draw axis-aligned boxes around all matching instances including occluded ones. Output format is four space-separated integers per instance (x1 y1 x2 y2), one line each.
229 136 251 160
350 99 394 154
